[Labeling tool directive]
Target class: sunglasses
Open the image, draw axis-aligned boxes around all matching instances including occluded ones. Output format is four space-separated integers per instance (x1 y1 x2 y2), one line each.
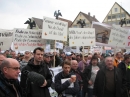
7 67 21 70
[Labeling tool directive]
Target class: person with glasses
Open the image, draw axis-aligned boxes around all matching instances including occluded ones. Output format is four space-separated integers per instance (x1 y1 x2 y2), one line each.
0 58 22 97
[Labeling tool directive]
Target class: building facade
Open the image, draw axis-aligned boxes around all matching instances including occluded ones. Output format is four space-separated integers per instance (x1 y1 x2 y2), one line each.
103 2 130 27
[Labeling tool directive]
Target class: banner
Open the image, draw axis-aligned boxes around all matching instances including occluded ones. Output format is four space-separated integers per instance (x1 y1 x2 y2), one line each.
69 28 95 46
42 17 68 41
0 29 13 50
13 29 46 51
108 25 129 48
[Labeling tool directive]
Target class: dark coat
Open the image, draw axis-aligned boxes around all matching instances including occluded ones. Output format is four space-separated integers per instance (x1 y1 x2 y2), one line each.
83 64 100 92
0 72 22 97
118 61 130 95
20 58 52 97
54 71 79 96
93 66 127 97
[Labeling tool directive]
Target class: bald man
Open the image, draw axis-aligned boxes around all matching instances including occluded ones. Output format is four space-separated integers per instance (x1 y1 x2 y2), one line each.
0 54 6 65
0 58 22 97
71 60 83 97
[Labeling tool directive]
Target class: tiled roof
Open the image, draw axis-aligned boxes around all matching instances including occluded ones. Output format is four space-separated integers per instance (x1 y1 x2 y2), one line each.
81 12 99 23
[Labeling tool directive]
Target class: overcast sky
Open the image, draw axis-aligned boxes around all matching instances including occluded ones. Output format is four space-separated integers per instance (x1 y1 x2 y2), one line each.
0 0 130 29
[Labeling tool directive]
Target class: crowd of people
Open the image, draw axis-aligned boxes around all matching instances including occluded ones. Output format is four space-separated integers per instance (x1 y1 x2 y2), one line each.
0 47 130 97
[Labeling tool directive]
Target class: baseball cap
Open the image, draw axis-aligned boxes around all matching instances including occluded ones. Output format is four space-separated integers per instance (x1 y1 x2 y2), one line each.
44 53 51 57
66 52 72 56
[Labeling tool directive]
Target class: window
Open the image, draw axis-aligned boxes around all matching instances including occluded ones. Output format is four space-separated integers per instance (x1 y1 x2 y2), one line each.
108 16 111 19
116 14 120 18
112 15 116 19
122 14 126 18
115 8 117 12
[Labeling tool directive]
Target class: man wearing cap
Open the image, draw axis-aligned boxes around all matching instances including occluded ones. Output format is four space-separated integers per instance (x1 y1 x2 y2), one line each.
65 52 72 61
78 54 88 72
43 53 52 68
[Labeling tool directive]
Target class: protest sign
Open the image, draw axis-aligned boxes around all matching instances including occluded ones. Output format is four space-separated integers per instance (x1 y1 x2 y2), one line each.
126 30 130 48
0 29 13 50
69 28 95 46
13 29 46 51
45 44 51 53
63 46 71 52
92 22 111 44
42 17 68 41
55 42 63 49
108 25 129 48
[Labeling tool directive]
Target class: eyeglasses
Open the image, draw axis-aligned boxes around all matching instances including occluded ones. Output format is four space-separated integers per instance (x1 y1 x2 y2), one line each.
7 67 21 71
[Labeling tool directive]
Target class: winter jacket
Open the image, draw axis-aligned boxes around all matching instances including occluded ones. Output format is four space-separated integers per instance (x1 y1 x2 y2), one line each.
20 58 52 97
93 66 127 97
118 61 130 96
0 72 22 97
83 64 100 92
55 71 79 96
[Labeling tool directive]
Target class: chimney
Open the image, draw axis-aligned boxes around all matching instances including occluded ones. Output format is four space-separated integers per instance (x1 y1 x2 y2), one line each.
88 12 90 16
93 15 95 18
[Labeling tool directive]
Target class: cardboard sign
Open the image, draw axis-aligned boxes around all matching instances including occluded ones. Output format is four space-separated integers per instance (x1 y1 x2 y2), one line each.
42 17 68 41
69 28 95 46
108 25 129 48
13 29 46 51
0 29 13 50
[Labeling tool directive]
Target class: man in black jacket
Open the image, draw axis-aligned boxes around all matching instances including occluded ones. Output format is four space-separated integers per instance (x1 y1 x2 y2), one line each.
93 57 127 97
55 60 79 97
20 47 52 97
0 58 22 97
118 55 130 96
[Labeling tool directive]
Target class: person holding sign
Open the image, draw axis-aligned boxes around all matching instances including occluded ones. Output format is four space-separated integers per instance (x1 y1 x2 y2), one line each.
55 60 79 97
83 56 100 97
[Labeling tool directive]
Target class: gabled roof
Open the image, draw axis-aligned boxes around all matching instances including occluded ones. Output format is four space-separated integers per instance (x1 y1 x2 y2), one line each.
102 2 130 22
58 18 72 27
32 17 72 29
32 17 43 29
71 11 99 26
81 12 99 23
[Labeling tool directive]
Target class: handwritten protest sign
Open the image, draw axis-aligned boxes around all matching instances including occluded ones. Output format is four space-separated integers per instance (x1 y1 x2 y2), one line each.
42 17 68 41
13 29 46 51
69 28 95 46
108 25 129 48
0 29 13 50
